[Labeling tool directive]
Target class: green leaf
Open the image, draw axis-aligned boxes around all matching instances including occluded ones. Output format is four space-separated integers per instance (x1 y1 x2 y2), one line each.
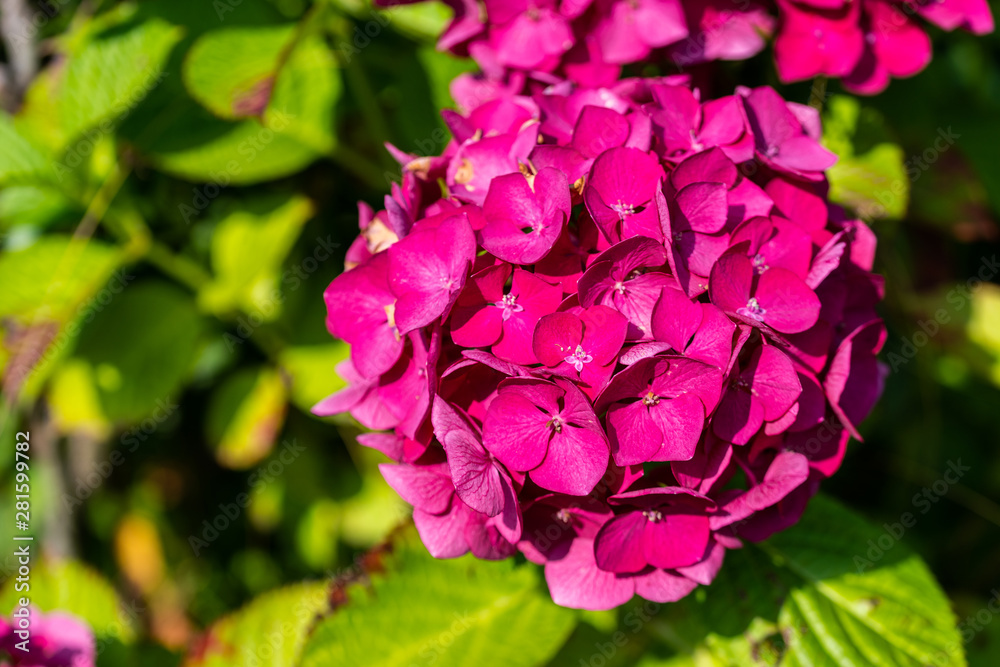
75 281 204 423
57 15 183 146
183 25 297 120
183 582 330 667
299 526 577 667
0 236 122 323
206 366 289 469
199 195 314 317
383 2 453 42
48 358 112 439
140 111 321 184
661 495 967 666
0 185 81 231
266 34 340 154
0 113 54 186
0 560 136 642
966 283 1000 387
278 342 349 412
141 34 340 184
295 499 342 570
823 95 909 220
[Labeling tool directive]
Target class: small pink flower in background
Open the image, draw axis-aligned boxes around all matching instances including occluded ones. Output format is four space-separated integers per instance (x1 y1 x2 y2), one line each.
0 608 95 667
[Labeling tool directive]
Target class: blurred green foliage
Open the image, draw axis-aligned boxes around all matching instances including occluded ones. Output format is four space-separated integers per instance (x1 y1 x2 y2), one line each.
0 0 998 665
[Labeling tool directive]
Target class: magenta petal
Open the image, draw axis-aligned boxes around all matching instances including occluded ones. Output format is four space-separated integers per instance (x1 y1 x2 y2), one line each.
642 512 711 570
633 567 700 602
750 345 803 421
619 341 673 366
700 96 751 153
649 84 700 151
685 304 737 369
609 485 716 509
647 392 704 461
774 135 838 173
675 538 726 585
492 313 541 365
612 273 675 340
607 400 663 466
579 305 629 365
533 312 584 367
807 232 847 289
594 512 649 573
824 319 887 438
464 508 516 560
709 253 754 315
356 432 425 463
414 505 468 558
712 451 810 529
451 306 504 348
433 397 506 517
651 285 704 352
389 215 476 333
572 105 631 157
379 463 454 515
789 366 826 432
531 424 610 496
675 182 729 234
670 147 738 190
585 147 665 241
713 383 764 445
324 252 403 379
480 167 570 264
493 472 522 543
673 436 733 495
545 537 635 610
651 356 724 412
450 263 511 348
482 389 552 472
755 268 821 334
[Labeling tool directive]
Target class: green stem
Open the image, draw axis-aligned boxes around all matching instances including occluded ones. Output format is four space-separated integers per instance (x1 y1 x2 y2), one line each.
144 242 213 292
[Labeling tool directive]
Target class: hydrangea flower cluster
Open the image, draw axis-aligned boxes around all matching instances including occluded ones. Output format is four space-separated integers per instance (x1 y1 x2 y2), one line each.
315 76 887 610
376 0 993 93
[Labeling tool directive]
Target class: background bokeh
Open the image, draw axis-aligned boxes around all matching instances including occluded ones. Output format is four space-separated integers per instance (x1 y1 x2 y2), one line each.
0 0 998 665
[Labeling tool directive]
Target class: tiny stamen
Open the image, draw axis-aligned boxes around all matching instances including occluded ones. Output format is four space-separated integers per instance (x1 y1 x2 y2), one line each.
563 345 593 372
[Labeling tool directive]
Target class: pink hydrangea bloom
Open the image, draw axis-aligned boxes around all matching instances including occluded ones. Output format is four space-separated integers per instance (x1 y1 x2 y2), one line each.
376 0 992 93
317 77 887 610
